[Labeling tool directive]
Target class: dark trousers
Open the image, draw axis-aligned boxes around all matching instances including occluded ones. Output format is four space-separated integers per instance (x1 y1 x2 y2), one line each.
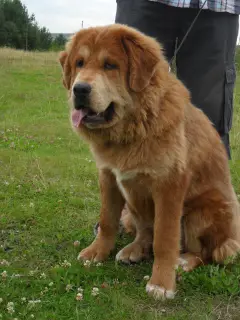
115 0 239 157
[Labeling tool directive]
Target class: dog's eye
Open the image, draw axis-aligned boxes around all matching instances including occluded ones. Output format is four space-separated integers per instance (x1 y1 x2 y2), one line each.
104 62 117 70
76 60 84 68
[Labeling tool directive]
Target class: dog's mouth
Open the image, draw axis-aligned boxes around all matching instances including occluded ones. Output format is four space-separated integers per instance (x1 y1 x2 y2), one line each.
71 102 115 128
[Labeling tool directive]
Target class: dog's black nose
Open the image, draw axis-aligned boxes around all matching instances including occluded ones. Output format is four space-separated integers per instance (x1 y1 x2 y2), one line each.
73 83 91 96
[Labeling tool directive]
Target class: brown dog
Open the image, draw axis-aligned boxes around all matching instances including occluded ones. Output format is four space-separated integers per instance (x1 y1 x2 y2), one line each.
59 24 240 300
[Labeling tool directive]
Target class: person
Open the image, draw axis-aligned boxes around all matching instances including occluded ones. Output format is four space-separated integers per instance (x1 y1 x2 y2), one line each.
115 0 239 158
93 0 239 236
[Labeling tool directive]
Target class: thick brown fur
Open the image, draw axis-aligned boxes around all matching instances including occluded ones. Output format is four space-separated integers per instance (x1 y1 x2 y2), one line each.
59 24 240 300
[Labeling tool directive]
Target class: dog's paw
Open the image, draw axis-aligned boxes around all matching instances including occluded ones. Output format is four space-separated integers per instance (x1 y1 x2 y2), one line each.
146 283 175 300
78 243 110 263
176 253 203 272
116 242 150 264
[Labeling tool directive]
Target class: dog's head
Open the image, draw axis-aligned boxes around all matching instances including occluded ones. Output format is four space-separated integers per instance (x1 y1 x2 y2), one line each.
59 24 168 133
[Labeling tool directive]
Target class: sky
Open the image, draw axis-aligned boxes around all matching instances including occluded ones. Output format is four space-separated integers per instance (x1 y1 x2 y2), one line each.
22 0 239 43
22 0 117 33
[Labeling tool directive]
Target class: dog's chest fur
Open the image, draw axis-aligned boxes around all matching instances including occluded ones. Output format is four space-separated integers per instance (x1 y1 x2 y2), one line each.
92 143 175 209
111 168 155 211
112 168 138 203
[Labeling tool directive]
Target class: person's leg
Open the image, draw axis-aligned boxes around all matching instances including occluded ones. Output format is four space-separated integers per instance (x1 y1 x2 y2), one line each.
115 0 179 61
176 9 239 158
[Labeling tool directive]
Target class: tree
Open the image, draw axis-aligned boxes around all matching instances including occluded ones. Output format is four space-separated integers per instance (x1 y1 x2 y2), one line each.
55 34 66 47
0 0 54 50
4 20 21 47
0 2 6 45
39 27 52 50
51 33 67 51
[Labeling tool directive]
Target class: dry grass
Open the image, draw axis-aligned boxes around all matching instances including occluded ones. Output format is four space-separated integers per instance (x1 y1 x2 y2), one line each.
0 48 59 66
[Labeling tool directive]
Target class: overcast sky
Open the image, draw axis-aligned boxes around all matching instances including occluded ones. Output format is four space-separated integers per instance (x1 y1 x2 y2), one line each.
22 0 239 43
22 0 117 33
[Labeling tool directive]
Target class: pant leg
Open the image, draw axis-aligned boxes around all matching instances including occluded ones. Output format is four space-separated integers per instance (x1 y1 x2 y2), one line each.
176 9 239 158
115 0 179 61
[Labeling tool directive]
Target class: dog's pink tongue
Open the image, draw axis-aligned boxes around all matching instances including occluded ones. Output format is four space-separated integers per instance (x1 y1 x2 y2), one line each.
71 109 87 128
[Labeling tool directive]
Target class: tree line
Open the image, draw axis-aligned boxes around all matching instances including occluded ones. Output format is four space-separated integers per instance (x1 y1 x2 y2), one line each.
0 0 67 51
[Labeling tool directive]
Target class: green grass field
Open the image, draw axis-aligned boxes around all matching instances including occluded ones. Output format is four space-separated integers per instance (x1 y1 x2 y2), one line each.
0 48 240 320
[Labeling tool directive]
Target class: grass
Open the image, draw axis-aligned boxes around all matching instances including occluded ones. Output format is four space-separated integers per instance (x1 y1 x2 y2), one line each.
0 47 240 320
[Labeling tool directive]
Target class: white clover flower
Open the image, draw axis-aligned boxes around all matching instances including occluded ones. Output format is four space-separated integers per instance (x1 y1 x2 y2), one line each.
28 299 41 304
49 282 54 287
91 287 99 297
65 284 73 292
83 260 91 268
0 259 10 266
4 181 9 186
40 272 46 279
1 270 7 278
29 270 35 276
61 260 71 268
96 262 103 267
143 275 150 281
29 202 34 208
7 302 15 314
0 298 3 303
21 297 27 302
30 314 35 318
28 299 41 310
76 293 83 301
77 287 83 293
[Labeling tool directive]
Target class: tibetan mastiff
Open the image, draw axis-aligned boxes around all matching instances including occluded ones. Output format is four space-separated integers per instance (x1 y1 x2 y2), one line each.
59 24 240 300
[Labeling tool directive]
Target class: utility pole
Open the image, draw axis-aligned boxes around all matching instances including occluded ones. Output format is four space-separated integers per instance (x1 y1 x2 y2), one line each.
81 21 84 29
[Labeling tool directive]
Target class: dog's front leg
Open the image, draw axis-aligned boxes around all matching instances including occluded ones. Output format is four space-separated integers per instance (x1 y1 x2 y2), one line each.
78 168 124 262
146 174 189 300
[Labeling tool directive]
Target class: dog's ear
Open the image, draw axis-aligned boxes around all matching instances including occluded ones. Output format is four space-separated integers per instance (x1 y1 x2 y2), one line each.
122 36 159 92
59 51 67 68
59 51 71 90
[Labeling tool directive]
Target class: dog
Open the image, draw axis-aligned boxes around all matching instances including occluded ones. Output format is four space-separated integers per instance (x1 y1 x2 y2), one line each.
59 24 240 300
